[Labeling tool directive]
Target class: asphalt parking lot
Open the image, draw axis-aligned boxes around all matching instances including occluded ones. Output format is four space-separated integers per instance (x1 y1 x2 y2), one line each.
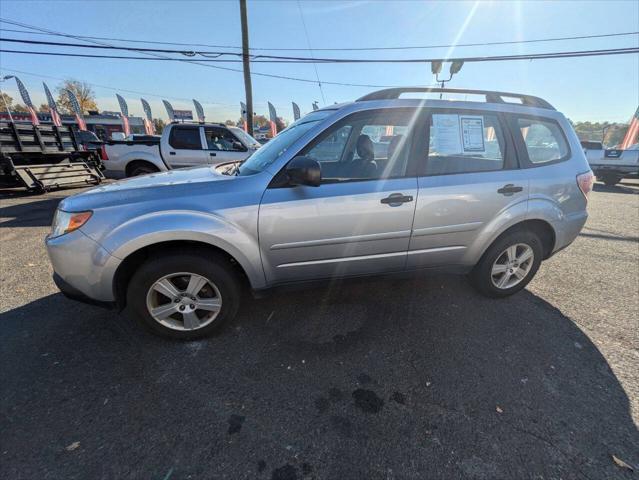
1 180 637 480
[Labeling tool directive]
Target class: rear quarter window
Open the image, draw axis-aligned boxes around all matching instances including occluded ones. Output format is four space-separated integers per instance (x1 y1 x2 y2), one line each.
516 117 569 165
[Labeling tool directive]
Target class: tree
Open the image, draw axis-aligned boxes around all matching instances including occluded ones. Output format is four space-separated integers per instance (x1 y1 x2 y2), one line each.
153 118 165 134
56 79 97 114
13 104 28 112
39 103 50 113
224 119 235 126
0 92 14 111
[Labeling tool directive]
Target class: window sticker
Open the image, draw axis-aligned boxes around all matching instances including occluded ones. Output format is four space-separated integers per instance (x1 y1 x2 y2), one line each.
460 115 486 153
432 114 462 154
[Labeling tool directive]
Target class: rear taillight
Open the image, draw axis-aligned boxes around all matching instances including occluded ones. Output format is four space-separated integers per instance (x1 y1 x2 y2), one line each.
99 144 109 160
577 171 595 201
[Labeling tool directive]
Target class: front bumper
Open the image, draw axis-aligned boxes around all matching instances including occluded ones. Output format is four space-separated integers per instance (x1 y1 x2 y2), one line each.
53 273 114 309
46 229 120 303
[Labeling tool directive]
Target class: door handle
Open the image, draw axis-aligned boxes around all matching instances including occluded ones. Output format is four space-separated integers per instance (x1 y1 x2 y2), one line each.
381 193 414 206
497 184 523 196
209 152 216 157
169 151 176 155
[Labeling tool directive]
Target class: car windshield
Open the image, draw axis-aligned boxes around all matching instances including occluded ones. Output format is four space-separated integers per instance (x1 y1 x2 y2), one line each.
238 109 336 176
229 127 261 148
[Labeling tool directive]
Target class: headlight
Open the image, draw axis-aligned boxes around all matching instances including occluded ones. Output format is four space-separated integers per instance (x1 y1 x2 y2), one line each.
50 210 93 238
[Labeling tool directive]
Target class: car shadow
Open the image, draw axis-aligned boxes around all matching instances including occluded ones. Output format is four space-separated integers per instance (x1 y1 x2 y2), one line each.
593 182 638 195
0 197 62 228
1 275 637 479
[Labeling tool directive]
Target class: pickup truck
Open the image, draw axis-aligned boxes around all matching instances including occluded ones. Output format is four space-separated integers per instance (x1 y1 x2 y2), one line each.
101 122 261 178
581 141 639 186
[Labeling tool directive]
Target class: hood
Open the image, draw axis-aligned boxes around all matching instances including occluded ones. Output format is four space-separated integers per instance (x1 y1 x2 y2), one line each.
59 166 238 212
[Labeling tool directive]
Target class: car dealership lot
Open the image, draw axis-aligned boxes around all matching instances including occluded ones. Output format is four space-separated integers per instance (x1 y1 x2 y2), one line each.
1 182 637 479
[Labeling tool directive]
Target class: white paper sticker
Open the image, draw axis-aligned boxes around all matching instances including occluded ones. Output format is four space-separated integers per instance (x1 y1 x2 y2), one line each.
460 115 485 153
432 114 462 154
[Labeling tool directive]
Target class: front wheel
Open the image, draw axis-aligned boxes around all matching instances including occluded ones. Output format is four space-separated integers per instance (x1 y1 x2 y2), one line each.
127 251 240 339
469 230 543 298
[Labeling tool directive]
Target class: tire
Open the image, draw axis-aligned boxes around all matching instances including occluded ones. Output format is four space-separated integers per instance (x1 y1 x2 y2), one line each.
127 251 241 339
601 175 620 187
128 162 159 177
469 229 543 298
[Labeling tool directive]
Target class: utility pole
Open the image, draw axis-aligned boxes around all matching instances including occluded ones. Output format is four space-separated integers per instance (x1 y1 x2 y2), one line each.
239 0 254 136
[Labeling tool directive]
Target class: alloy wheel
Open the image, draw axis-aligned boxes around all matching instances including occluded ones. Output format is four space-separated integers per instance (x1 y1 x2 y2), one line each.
145 272 222 331
490 243 535 289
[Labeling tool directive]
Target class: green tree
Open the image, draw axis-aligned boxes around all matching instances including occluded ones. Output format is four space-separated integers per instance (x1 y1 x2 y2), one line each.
153 118 165 134
39 103 50 113
56 79 97 114
0 92 14 111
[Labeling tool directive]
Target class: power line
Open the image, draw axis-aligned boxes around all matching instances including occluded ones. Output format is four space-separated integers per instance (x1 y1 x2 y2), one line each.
296 0 326 105
4 36 639 63
2 46 638 64
1 25 637 51
0 18 407 88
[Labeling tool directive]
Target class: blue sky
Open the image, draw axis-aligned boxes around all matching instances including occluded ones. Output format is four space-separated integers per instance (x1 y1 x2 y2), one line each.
0 0 637 123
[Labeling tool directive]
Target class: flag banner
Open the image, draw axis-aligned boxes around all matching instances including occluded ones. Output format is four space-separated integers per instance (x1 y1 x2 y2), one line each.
240 102 248 132
43 82 62 127
116 94 130 135
13 76 39 125
292 102 301 121
116 94 129 117
620 106 639 149
163 100 175 121
268 102 277 137
193 99 205 122
140 98 155 134
65 88 87 130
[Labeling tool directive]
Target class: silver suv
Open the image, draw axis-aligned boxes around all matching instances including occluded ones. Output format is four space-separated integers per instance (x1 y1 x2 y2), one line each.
46 88 594 339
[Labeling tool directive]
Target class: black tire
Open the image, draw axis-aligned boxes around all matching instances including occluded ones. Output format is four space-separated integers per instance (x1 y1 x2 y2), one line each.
128 162 159 177
127 250 240 339
469 229 543 298
601 175 620 187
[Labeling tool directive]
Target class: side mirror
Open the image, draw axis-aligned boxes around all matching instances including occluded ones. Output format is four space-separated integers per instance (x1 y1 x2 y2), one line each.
286 156 321 187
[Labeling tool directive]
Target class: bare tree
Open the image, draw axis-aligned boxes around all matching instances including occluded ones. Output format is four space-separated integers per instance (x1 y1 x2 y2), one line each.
56 79 97 114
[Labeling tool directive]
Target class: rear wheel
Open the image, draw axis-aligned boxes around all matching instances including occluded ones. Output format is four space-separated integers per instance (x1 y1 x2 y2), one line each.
128 161 159 177
127 251 240 339
469 230 543 298
600 175 620 187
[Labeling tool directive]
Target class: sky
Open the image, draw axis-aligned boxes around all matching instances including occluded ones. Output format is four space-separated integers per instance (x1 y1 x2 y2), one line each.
0 0 637 123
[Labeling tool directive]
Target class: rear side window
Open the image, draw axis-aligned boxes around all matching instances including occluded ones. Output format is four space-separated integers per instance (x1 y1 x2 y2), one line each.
425 112 505 175
517 118 569 164
169 127 201 150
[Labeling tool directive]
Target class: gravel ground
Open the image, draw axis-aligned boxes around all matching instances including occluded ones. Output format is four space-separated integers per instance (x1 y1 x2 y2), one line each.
1 179 637 480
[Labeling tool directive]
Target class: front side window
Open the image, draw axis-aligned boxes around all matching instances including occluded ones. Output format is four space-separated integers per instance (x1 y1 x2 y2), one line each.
301 108 417 182
169 127 201 150
517 118 569 164
425 112 505 175
204 127 245 151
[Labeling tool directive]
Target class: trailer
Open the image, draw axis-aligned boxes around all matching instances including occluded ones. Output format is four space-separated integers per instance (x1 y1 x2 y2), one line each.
0 121 104 193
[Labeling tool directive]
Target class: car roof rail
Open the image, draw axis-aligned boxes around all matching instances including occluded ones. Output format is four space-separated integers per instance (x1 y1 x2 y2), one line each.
356 87 555 110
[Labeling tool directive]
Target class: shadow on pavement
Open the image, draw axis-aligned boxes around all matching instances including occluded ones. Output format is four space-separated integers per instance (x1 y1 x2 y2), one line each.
0 197 61 228
593 182 638 195
1 275 637 479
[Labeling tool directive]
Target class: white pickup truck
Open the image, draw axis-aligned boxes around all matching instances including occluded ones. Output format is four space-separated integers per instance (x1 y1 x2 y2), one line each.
101 122 261 178
582 141 639 186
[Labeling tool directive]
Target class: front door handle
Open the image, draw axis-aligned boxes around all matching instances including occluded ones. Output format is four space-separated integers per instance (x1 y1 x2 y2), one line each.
209 152 216 157
497 184 523 196
381 193 414 206
169 151 176 156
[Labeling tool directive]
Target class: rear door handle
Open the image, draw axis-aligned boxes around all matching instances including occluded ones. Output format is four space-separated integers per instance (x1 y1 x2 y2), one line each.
209 152 216 157
381 193 414 206
497 184 523 196
169 151 176 156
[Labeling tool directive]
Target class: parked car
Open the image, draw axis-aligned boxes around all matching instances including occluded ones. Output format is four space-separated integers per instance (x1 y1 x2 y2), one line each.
100 123 260 178
584 142 638 186
47 87 593 339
